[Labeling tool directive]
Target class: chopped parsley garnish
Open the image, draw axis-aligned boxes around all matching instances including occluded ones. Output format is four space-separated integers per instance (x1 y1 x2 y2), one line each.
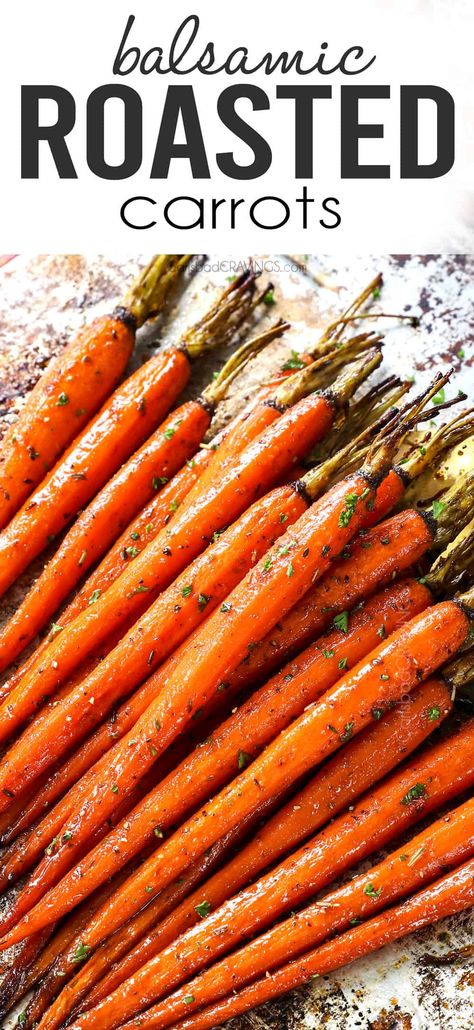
88 589 101 605
237 749 252 771
221 601 232 613
181 584 193 598
401 783 427 806
432 499 446 520
57 392 69 405
364 883 382 899
333 611 349 634
281 350 306 371
195 900 212 918
73 942 91 964
427 706 441 721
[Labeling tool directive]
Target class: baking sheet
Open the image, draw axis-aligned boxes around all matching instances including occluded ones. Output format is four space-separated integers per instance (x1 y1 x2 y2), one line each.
0 254 473 1029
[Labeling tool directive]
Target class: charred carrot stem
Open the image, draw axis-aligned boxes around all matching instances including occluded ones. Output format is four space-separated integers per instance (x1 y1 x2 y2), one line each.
129 820 474 1030
0 256 189 531
52 677 450 1025
73 720 474 1030
0 323 284 673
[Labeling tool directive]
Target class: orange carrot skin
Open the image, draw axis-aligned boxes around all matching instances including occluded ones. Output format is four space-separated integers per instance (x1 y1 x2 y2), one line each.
0 391 336 749
22 593 467 958
69 717 474 1030
0 579 428 898
0 484 309 808
0 315 135 530
77 677 450 1015
0 401 210 672
0 347 191 602
132 843 474 1030
0 506 432 854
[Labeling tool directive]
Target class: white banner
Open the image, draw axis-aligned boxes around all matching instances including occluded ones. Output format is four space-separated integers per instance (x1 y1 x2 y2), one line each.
0 0 472 251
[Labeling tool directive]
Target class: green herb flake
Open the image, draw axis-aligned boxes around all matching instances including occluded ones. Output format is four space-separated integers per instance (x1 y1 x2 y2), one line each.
372 285 381 299
380 673 390 681
88 589 101 606
363 883 382 899
130 531 140 541
57 392 69 406
73 942 91 964
281 350 306 372
198 593 210 609
287 562 295 578
338 493 360 528
263 287 276 306
111 784 119 795
154 826 164 838
338 657 348 670
125 545 140 559
371 707 384 721
340 722 354 743
45 836 59 856
184 996 195 1006
322 648 335 659
432 386 445 406
279 512 289 523
377 625 387 639
182 584 193 598
401 783 427 806
163 426 176 440
457 348 465 359
263 556 273 572
62 831 73 843
333 611 349 634
220 601 232 613
432 499 446 520
195 900 212 918
427 705 441 722
237 749 252 771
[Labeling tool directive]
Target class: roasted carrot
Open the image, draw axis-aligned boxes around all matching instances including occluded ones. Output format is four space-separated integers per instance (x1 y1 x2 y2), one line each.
161 854 474 1030
0 323 284 671
45 676 450 1024
71 723 474 1030
8 561 469 954
0 271 261 603
0 575 430 938
124 803 474 1030
0 346 380 766
0 256 189 530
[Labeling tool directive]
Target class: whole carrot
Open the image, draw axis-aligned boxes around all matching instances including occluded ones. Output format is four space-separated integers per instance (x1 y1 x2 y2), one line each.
0 323 284 671
0 271 260 602
9 562 469 955
0 346 380 759
0 256 189 530
72 727 474 1030
45 677 450 1025
161 855 474 1030
0 502 435 872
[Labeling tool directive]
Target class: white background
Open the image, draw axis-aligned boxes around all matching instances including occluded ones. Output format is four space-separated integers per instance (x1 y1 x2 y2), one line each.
0 0 472 251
